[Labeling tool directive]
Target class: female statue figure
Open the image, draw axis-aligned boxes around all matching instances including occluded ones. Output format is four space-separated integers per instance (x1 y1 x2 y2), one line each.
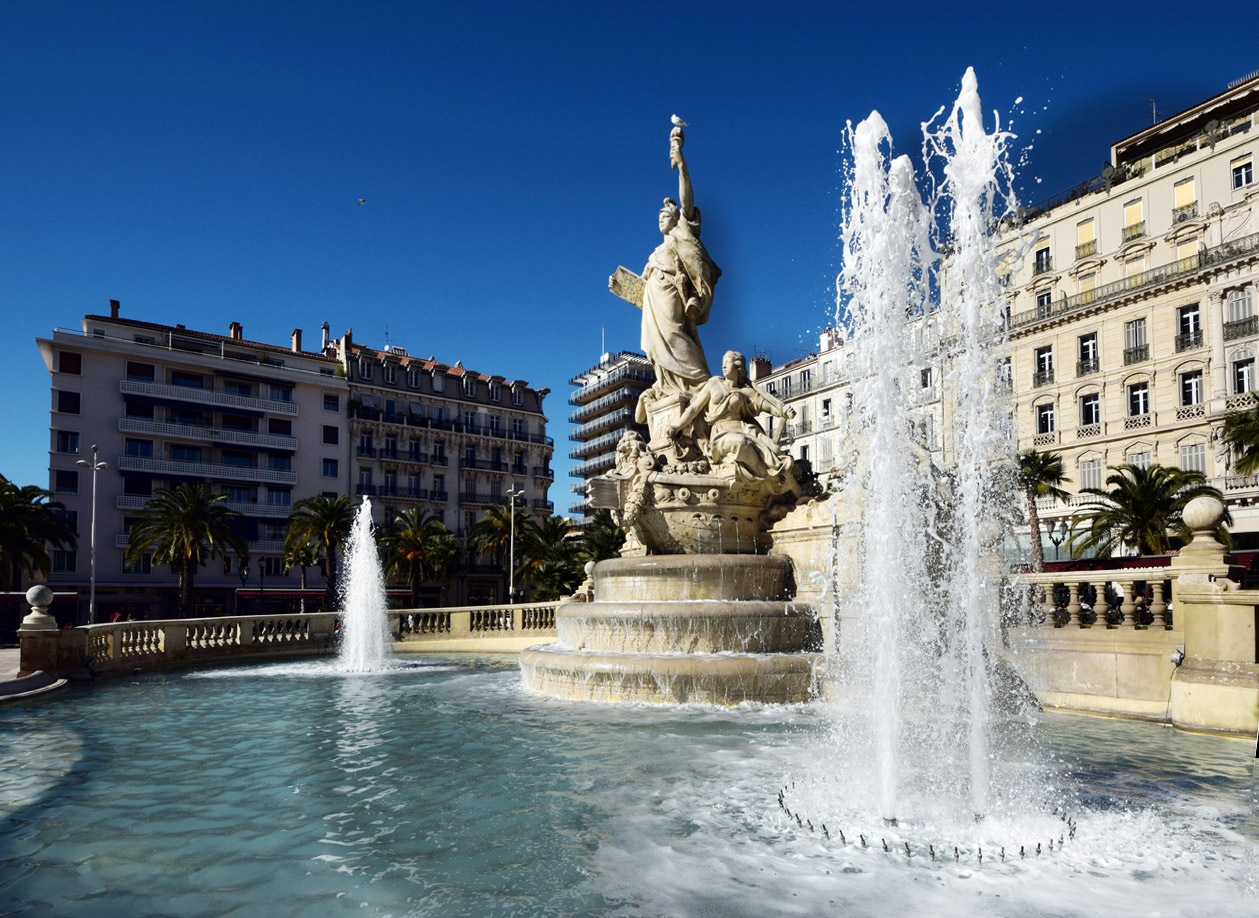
615 123 721 394
667 351 801 497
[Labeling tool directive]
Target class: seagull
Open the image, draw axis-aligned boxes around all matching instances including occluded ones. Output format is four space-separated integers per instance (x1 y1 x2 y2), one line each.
671 114 689 127
358 198 365 206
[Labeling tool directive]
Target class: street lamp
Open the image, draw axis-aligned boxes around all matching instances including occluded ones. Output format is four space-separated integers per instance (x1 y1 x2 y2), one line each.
1044 518 1071 562
238 562 250 614
76 444 109 624
506 484 525 603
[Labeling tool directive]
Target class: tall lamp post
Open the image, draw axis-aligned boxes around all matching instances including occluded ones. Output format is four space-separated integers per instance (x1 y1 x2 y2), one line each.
238 562 250 614
1044 518 1071 562
506 484 524 603
76 444 109 624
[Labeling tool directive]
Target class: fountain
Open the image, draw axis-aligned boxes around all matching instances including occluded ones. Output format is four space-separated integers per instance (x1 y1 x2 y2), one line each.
334 497 392 672
519 120 821 704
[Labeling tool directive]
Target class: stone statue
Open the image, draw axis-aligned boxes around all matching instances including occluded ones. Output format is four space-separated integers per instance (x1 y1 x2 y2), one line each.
609 118 721 395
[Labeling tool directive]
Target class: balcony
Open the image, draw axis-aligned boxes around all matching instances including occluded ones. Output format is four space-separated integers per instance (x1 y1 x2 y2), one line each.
120 379 298 415
1122 221 1146 242
1172 202 1199 223
1032 369 1055 388
1176 404 1205 421
1175 330 1204 352
1224 316 1258 341
118 417 297 451
574 453 616 477
572 407 634 441
533 499 554 512
533 466 554 479
1076 357 1099 377
116 455 297 484
1123 344 1150 365
569 387 640 423
357 445 377 458
1124 413 1152 430
356 483 377 496
462 457 508 472
460 491 497 505
1032 254 1053 276
569 365 655 405
1076 424 1101 439
1075 240 1097 261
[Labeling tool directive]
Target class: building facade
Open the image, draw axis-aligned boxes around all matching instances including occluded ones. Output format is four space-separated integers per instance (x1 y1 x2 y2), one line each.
1004 74 1259 547
566 351 653 520
38 302 347 621
334 332 554 604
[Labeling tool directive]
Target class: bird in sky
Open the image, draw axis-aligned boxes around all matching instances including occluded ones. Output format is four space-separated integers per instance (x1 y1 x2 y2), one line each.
358 198 365 206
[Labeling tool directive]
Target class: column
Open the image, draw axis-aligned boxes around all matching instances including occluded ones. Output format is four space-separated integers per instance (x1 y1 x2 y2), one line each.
1209 291 1227 400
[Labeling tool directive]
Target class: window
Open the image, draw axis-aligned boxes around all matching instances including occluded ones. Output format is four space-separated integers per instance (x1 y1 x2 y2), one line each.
463 411 475 431
799 444 809 462
433 441 446 462
1128 450 1152 470
1077 332 1098 375
1180 442 1206 473
222 414 252 431
1128 382 1150 416
58 352 81 374
269 386 292 403
384 364 397 384
800 369 812 391
359 468 373 489
262 557 286 577
1124 253 1145 279
1178 303 1201 335
1034 241 1051 274
1080 458 1103 491
1228 288 1254 323
512 386 523 405
222 451 252 468
52 550 77 573
1035 346 1053 375
1124 318 1148 364
1232 155 1253 190
511 418 525 438
463 375 476 397
323 393 340 412
126 362 155 381
123 477 151 496
407 368 421 388
125 401 154 420
323 425 339 445
1180 370 1203 406
268 455 291 471
1078 272 1096 303
1123 199 1144 238
1035 290 1053 317
171 445 202 463
433 372 445 393
1173 177 1196 219
513 451 525 474
488 414 502 436
266 487 291 507
122 553 151 575
781 376 792 397
53 468 79 493
1079 393 1100 426
1075 219 1096 259
409 439 423 461
267 418 292 436
225 486 253 503
55 431 80 454
124 438 153 458
433 474 445 498
170 371 203 388
919 368 932 389
322 458 339 478
223 380 253 397
57 391 80 414
1035 403 1055 434
1234 350 1255 394
490 383 501 402
358 359 373 380
171 407 206 426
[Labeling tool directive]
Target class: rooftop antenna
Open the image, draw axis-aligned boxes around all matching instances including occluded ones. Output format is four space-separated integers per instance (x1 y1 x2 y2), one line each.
601 324 606 357
383 324 392 351
1142 99 1158 125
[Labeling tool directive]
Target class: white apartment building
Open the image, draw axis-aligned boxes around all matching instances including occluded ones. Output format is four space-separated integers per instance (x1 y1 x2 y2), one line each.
1004 72 1259 548
39 302 347 621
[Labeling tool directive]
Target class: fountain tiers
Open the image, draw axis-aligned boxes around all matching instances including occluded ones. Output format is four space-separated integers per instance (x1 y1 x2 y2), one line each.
520 555 821 704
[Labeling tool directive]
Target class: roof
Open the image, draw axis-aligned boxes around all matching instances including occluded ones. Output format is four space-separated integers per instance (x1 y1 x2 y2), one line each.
348 343 538 392
83 315 338 363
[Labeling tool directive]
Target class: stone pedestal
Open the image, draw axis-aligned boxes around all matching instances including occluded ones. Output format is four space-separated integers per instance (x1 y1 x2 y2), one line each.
520 555 820 704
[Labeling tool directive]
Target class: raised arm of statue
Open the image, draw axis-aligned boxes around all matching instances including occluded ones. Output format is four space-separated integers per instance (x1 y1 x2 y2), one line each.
671 126 694 219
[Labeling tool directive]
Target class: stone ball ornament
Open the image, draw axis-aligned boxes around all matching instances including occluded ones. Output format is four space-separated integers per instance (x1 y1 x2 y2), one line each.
1182 495 1226 532
25 584 53 609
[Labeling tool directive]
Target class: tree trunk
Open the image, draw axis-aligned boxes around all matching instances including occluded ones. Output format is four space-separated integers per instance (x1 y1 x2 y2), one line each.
1027 488 1045 573
410 565 421 608
322 549 337 611
299 565 308 614
180 556 196 617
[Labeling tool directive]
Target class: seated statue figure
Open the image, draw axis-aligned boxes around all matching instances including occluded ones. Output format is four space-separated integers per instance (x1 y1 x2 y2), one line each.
666 350 801 498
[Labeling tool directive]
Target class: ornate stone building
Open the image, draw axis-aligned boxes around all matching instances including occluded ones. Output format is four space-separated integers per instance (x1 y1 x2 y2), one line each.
1004 73 1259 548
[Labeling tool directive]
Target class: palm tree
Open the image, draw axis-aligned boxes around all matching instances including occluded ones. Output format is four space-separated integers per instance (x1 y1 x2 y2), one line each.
126 483 248 616
518 515 583 601
283 538 322 613
1221 405 1259 475
578 509 625 565
1068 463 1227 558
1017 449 1070 572
286 495 356 610
469 499 532 600
0 481 77 590
380 507 455 606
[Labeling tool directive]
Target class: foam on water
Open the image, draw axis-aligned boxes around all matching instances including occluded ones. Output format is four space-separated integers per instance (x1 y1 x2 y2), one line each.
334 497 394 673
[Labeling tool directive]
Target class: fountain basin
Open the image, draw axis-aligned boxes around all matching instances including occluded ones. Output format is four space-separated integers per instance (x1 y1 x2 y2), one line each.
518 645 817 704
557 601 817 654
593 554 792 602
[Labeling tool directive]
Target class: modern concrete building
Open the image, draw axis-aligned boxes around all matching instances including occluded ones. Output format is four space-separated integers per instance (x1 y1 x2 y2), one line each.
1003 73 1259 549
566 351 653 521
333 332 554 604
38 301 347 621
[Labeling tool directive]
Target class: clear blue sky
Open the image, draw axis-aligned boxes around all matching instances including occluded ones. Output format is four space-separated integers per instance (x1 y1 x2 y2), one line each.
0 1 1243 495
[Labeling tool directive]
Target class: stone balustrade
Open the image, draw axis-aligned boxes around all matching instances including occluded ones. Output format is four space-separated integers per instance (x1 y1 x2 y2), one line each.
1018 569 1173 629
390 602 557 639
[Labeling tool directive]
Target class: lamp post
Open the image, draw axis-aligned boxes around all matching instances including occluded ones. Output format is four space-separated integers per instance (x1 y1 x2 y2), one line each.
75 444 109 624
506 484 524 603
1044 518 1070 562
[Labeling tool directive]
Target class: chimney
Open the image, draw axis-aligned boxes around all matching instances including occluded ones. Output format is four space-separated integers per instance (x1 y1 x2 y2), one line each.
109 299 120 319
751 356 772 381
291 328 302 353
321 321 330 351
228 321 243 340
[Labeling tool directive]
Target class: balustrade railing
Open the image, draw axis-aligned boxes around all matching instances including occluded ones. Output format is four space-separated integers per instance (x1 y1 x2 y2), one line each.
1017 570 1173 630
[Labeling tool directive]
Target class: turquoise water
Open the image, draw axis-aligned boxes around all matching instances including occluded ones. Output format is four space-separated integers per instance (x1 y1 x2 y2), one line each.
1 655 1255 917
